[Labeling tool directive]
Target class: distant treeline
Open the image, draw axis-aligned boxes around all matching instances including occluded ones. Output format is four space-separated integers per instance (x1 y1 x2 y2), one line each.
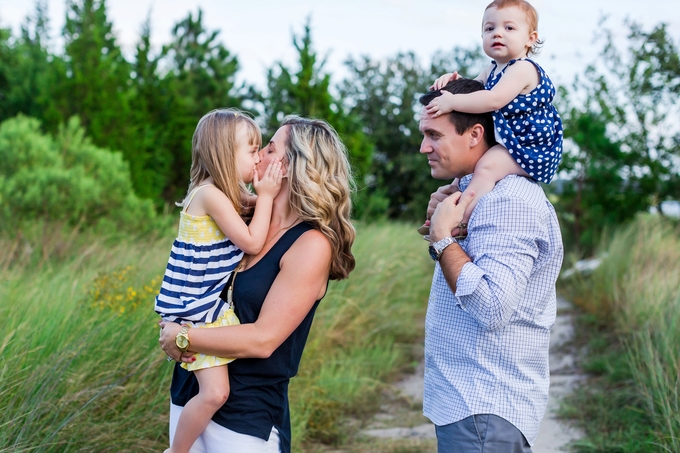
1 0 679 252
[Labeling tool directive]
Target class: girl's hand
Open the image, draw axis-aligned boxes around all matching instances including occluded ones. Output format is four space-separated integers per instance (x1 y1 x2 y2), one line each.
159 321 195 363
425 91 456 118
429 71 460 90
252 160 283 198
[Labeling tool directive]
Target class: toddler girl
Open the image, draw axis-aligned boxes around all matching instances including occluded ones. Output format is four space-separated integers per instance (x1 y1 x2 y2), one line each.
155 108 282 453
421 0 562 236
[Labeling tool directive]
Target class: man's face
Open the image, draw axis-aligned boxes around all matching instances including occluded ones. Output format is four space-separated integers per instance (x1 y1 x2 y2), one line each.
419 107 474 180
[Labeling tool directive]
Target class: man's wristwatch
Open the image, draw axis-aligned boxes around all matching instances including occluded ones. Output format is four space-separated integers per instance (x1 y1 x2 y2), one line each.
175 325 190 353
429 236 458 261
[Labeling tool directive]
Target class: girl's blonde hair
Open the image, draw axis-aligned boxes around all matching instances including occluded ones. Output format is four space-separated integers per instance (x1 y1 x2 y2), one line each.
281 116 356 280
179 108 262 212
485 0 543 57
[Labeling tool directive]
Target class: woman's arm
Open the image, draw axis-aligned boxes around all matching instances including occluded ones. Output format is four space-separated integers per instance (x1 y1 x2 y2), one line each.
160 229 332 360
426 60 539 115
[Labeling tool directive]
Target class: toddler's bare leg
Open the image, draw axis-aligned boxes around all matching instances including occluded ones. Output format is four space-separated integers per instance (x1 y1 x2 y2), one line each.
461 145 528 225
166 366 230 453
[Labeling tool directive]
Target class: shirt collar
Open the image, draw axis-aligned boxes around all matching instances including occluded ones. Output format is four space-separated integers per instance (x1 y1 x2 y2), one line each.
458 174 473 192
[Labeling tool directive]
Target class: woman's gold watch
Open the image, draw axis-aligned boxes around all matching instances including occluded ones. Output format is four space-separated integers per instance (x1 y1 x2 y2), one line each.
175 325 190 353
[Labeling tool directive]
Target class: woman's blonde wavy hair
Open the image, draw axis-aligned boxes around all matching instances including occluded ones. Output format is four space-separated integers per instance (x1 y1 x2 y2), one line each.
281 116 356 280
178 108 262 212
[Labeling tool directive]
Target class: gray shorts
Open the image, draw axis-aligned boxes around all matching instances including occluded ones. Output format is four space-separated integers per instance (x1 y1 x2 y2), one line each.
435 414 532 453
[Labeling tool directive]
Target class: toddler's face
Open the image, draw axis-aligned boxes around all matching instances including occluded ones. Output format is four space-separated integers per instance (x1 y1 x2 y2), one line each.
481 6 537 64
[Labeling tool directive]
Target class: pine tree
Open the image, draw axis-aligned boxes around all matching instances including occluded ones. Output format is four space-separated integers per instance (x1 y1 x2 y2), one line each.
264 20 373 215
159 8 244 201
61 0 132 157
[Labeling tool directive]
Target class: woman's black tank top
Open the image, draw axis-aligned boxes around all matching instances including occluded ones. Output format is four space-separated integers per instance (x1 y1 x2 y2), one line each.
170 222 322 453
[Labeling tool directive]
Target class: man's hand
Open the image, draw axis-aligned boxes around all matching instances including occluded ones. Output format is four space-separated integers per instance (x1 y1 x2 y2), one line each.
426 181 460 220
430 190 475 243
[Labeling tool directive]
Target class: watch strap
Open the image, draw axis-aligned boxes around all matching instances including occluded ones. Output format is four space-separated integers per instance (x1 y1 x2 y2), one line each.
429 236 457 261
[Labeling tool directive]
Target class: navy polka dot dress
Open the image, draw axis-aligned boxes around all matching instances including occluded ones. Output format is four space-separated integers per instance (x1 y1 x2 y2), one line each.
486 58 563 184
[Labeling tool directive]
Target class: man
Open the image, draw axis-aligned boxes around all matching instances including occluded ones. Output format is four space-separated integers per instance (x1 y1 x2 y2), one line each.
418 78 563 452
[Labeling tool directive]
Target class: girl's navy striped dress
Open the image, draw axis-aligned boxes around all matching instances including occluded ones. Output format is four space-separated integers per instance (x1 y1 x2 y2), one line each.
154 187 243 325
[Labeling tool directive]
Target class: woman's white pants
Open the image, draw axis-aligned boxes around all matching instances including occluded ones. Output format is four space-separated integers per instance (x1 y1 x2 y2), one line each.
169 403 281 453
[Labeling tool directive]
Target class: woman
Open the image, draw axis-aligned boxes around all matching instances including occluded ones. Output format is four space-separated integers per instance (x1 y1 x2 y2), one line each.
159 115 356 453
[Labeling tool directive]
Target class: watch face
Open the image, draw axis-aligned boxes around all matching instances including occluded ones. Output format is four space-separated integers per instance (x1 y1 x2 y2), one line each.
428 245 439 261
176 335 189 350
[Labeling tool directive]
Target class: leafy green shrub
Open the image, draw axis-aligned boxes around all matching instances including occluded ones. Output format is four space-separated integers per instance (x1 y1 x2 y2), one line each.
0 115 156 234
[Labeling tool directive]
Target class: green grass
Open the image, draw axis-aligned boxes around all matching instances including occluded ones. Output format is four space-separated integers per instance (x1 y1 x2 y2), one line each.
561 214 680 452
0 221 434 452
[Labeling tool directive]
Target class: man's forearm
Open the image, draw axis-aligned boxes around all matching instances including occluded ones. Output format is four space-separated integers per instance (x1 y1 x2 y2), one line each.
438 244 471 293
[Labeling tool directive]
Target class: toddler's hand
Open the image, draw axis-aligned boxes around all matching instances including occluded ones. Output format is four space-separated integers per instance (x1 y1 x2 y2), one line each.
429 71 460 90
252 161 283 198
425 91 456 118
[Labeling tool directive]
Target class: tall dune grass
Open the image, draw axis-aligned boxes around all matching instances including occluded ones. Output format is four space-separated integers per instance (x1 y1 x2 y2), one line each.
0 221 433 451
564 214 680 451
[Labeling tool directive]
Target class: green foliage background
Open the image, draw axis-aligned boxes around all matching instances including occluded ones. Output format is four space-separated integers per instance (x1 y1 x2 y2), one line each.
1 2 678 251
1 1 680 451
0 222 433 452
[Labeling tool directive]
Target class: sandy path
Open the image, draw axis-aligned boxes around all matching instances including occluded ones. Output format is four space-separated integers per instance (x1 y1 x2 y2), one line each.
361 296 584 452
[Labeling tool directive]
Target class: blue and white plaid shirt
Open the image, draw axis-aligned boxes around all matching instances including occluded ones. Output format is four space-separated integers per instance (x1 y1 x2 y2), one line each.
423 174 563 445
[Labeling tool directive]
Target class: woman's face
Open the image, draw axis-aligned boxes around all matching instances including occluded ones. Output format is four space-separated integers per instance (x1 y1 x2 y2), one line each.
258 125 289 179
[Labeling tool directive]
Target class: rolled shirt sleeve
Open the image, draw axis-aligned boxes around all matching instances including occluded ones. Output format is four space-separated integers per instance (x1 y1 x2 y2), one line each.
454 195 546 331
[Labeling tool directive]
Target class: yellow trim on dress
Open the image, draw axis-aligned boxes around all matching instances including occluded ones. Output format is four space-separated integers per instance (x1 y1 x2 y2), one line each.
181 308 241 371
178 211 225 244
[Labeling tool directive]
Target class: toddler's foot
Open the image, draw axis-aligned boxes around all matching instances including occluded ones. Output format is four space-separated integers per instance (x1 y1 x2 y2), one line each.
419 220 469 240
417 220 430 236
452 222 468 239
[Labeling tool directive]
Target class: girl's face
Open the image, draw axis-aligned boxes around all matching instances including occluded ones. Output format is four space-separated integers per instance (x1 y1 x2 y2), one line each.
482 6 537 64
257 125 289 180
234 122 261 184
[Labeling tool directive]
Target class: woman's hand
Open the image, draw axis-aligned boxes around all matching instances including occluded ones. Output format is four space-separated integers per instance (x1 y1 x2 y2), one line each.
159 321 195 363
252 160 283 199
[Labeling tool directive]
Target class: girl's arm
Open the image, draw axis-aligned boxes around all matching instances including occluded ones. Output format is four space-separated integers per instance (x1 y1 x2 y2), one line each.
160 229 332 359
426 60 539 116
205 162 282 255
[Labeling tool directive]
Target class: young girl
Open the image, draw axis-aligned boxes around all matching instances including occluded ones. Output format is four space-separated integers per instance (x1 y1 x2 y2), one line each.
154 108 282 453
421 0 562 236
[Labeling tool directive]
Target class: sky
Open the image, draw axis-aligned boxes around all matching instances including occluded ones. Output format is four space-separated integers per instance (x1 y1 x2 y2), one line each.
1 0 679 91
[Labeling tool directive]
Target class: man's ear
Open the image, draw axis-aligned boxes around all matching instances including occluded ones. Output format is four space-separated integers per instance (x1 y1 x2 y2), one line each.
468 124 485 148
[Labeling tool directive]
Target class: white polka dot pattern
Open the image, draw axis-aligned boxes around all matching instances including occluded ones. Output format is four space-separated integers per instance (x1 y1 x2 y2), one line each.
486 58 563 184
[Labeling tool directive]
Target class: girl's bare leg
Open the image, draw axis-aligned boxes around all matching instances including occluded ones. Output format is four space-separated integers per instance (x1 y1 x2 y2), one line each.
459 144 528 228
165 365 230 453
